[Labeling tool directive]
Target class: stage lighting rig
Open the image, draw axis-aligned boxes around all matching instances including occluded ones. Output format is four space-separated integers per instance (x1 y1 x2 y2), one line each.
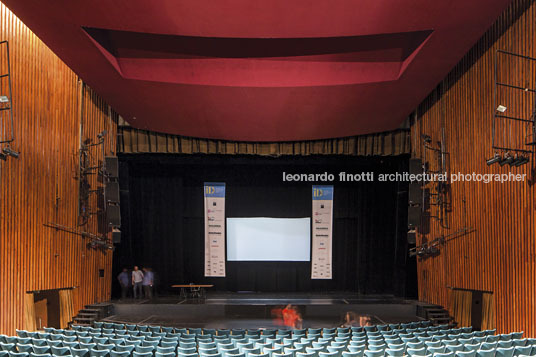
2 146 19 158
486 153 501 166
513 155 530 166
499 152 514 166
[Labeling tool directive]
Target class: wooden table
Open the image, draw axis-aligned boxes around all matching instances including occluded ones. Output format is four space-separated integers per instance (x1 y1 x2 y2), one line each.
172 284 214 299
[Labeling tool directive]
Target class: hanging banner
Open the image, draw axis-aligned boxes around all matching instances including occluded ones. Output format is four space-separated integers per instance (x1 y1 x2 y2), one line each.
204 182 226 277
311 185 333 279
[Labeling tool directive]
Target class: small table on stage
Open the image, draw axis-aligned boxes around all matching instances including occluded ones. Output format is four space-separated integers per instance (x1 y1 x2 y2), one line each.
172 284 213 299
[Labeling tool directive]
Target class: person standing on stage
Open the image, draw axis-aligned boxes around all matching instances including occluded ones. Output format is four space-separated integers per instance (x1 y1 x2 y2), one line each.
142 267 154 299
117 268 130 300
132 266 144 299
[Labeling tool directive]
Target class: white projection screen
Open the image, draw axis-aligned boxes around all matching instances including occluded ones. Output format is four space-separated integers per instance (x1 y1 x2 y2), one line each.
226 217 311 261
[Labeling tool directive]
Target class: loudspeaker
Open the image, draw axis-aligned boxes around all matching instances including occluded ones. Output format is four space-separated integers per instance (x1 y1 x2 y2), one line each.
105 181 120 203
106 204 121 226
105 156 118 178
407 230 416 245
408 205 421 227
409 182 422 205
408 158 423 205
409 158 422 175
112 229 121 244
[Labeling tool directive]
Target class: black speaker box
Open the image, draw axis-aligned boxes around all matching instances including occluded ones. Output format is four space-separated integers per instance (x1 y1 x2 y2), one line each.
105 156 119 178
409 158 422 175
105 181 120 203
407 230 416 245
408 182 422 205
112 230 121 244
106 204 121 226
408 205 421 227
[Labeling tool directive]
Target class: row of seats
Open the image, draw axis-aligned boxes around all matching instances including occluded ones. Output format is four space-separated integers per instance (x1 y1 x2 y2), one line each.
0 321 530 357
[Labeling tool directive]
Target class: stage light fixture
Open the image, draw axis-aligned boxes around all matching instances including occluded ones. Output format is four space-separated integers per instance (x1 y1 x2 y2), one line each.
97 130 107 139
496 105 507 112
0 95 9 103
513 155 530 167
0 152 6 161
486 153 501 166
2 147 19 158
499 153 514 166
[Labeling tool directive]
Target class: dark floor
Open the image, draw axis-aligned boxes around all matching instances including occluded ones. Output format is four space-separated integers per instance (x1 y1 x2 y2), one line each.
104 292 421 329
113 291 408 305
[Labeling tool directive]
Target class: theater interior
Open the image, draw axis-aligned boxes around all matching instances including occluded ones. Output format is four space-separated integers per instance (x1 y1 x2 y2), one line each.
0 1 535 357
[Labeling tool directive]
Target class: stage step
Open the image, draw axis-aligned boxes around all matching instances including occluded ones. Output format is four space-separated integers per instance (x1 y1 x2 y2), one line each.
416 301 455 326
70 302 114 328
77 313 98 318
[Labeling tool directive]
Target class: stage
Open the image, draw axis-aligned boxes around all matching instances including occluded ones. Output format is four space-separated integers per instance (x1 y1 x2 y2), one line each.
103 292 422 329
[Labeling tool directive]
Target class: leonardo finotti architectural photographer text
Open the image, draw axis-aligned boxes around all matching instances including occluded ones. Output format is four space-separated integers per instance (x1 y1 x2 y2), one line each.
282 171 526 183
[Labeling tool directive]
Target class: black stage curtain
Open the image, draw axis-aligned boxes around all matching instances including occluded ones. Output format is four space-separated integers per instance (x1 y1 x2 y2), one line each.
114 154 411 296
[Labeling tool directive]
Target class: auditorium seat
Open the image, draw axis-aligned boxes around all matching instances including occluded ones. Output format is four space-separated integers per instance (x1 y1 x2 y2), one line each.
0 344 16 352
154 353 174 357
499 343 514 349
109 351 130 357
363 350 383 357
447 345 466 353
61 342 79 349
384 348 403 357
71 348 89 357
51 347 71 357
8 352 29 357
132 352 153 357
29 353 52 357
406 347 427 356
456 351 477 357
496 348 515 357
88 350 109 357
134 346 154 354
514 347 533 356
113 346 134 353
342 352 364 357
475 350 496 357
366 345 386 352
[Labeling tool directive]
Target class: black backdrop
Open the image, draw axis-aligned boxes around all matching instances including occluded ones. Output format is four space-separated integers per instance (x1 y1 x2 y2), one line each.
113 154 414 296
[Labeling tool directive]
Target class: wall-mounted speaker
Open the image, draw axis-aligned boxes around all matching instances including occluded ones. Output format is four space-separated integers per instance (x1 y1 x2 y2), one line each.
408 205 421 227
105 156 118 178
106 204 121 226
409 158 422 175
407 230 416 245
105 181 120 203
112 229 121 244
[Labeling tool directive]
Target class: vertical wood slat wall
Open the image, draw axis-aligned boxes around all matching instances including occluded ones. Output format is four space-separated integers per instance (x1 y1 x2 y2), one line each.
411 0 536 336
0 3 117 334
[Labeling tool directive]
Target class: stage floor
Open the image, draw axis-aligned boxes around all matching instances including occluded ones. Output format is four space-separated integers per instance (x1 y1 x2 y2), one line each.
113 292 408 305
104 292 421 329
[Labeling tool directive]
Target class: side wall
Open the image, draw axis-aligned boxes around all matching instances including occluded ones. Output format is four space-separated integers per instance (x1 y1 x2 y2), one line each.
412 0 536 335
0 4 116 333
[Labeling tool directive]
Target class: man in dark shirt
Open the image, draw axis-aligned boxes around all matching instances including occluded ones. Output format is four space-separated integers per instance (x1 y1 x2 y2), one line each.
117 268 129 300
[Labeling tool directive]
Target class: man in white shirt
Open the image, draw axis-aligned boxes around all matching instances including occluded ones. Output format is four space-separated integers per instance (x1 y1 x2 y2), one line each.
132 266 144 299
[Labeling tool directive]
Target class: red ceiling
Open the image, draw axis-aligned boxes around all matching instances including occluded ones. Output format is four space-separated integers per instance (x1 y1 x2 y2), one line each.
4 1 511 141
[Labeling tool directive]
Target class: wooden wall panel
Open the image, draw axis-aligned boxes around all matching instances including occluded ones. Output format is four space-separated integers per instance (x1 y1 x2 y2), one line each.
412 0 536 336
0 3 117 334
